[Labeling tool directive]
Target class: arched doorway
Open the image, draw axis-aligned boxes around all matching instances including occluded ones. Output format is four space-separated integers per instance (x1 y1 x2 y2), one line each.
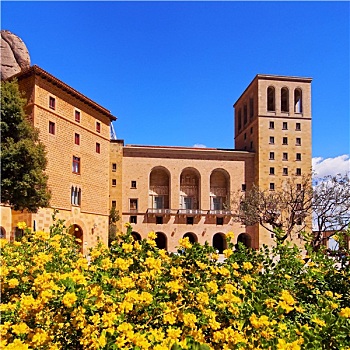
237 233 252 249
69 224 83 253
183 232 197 243
0 227 6 239
212 233 226 253
131 231 141 241
155 232 167 250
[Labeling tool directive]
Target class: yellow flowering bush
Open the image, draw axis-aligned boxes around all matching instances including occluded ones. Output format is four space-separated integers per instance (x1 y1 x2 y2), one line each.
1 214 349 349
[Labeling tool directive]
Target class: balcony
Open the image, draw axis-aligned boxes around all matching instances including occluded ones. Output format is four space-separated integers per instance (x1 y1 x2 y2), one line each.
146 208 174 216
177 209 206 216
207 209 232 217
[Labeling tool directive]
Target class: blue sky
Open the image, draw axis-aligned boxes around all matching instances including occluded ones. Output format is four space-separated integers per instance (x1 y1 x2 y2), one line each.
1 1 349 173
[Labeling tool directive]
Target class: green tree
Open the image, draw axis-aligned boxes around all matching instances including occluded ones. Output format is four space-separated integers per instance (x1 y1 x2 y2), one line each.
108 206 120 245
1 79 51 212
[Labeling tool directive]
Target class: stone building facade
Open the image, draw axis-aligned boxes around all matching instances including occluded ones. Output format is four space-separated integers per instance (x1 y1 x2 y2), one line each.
1 68 312 253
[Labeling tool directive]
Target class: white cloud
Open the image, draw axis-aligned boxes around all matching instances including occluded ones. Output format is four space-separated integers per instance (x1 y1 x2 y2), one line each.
312 155 350 178
192 144 207 148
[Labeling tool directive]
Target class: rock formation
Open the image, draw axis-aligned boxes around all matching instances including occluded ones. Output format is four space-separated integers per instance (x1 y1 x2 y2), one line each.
1 30 30 81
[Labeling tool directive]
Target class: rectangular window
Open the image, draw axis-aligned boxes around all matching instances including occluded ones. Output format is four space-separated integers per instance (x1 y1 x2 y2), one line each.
269 121 275 129
244 133 247 140
269 136 275 144
156 216 163 225
154 196 164 209
250 141 253 149
269 167 275 175
250 127 253 134
296 184 302 191
96 143 100 153
49 121 55 135
296 168 302 176
111 200 116 208
243 104 247 124
131 181 137 188
242 184 246 191
96 121 101 133
296 153 301 161
296 138 301 146
74 133 80 145
71 187 81 206
130 216 137 224
72 156 80 174
130 199 138 212
270 183 275 191
112 163 117 172
75 110 81 123
269 152 275 160
283 167 288 176
186 216 194 225
283 137 288 145
216 217 224 225
296 123 301 131
282 122 288 130
112 179 116 186
183 197 193 210
283 152 288 161
238 110 242 130
49 96 56 110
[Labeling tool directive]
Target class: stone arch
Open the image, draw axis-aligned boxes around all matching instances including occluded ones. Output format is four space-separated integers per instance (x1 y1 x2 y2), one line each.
0 226 6 239
236 233 252 249
149 166 171 210
183 232 198 243
210 169 230 211
180 167 201 210
131 231 141 241
267 86 275 111
294 88 303 113
155 231 167 250
281 87 289 112
212 232 227 253
69 224 84 253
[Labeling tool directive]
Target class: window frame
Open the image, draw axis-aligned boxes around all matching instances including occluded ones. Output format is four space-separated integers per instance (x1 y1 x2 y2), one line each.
72 156 81 174
96 143 101 154
112 179 117 187
96 121 101 133
49 121 55 135
75 110 81 123
74 133 80 145
49 96 56 110
269 136 275 144
112 163 117 172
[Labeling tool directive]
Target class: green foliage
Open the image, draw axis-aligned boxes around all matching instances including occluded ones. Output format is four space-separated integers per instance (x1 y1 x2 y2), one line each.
1 219 350 349
1 79 50 212
108 206 120 245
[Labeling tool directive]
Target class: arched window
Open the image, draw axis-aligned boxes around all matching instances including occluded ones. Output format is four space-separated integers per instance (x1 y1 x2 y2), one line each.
155 232 167 250
267 87 275 112
294 88 302 113
149 167 170 211
212 233 227 253
69 224 83 253
281 87 289 113
236 233 252 249
210 169 230 212
183 232 197 243
180 168 200 211
0 227 6 239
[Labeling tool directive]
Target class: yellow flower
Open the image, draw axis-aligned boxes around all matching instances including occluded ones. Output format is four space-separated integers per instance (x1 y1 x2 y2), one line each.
243 261 253 270
17 221 27 230
167 327 181 341
179 237 192 249
12 322 29 335
312 317 326 327
223 249 233 258
183 312 197 328
3 339 29 350
8 278 19 288
122 243 133 253
339 307 350 318
62 292 77 307
148 231 157 240
226 231 234 240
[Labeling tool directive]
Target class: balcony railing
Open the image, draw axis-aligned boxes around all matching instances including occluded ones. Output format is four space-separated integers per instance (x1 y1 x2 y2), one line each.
208 209 232 216
146 208 174 215
177 209 206 215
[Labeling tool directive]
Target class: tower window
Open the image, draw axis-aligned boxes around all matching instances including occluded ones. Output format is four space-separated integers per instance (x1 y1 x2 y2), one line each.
281 87 289 112
238 109 242 130
282 122 288 130
269 167 275 175
111 201 116 207
243 104 248 125
269 136 275 144
296 138 301 146
96 143 101 153
72 156 80 174
270 183 275 191
75 110 81 123
283 168 288 176
49 121 55 135
71 187 81 206
267 86 275 112
49 96 56 110
131 181 137 188
269 152 275 160
296 168 302 176
283 152 288 161
269 121 275 129
112 163 117 172
283 137 288 145
244 133 247 140
249 97 254 119
294 89 303 113
296 153 301 161
296 123 301 131
112 179 116 186
130 199 138 212
74 133 80 145
96 121 101 133
250 127 253 134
